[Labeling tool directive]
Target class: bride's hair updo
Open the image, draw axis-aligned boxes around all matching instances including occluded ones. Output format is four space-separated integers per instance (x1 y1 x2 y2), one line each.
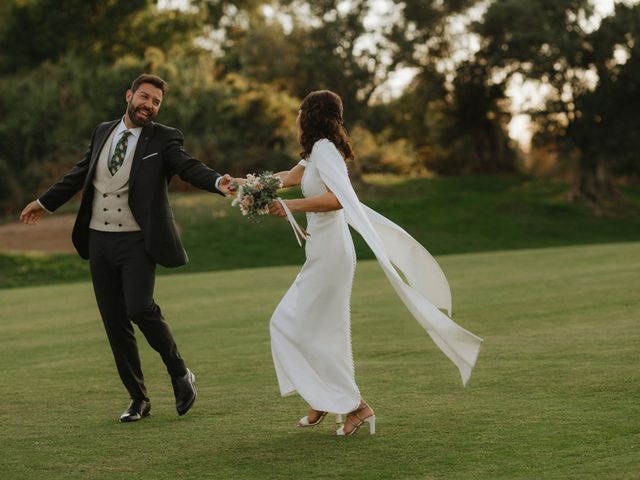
299 90 355 162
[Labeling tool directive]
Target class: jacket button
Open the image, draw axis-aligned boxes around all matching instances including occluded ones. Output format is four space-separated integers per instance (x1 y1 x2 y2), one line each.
117 194 120 198
103 208 107 211
103 194 107 198
118 224 122 227
118 208 121 212
104 222 109 225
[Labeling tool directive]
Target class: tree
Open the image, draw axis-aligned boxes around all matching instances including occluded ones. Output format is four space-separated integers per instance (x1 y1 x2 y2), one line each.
0 0 201 73
211 0 396 126
563 3 640 207
474 0 639 211
363 0 515 174
426 60 515 174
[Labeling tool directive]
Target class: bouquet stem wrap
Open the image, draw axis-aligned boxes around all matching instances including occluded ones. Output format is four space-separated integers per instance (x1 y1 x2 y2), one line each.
277 198 309 247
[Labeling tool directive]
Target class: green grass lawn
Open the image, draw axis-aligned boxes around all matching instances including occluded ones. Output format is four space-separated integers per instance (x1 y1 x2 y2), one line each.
1 242 638 479
2 175 640 289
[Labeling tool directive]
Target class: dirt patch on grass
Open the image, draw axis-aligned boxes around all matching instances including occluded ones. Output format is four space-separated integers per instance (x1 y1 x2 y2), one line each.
0 214 76 254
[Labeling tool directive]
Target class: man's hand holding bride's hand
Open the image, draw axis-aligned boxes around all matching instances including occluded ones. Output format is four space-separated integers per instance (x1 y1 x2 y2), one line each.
217 174 237 196
269 200 287 218
219 174 250 196
221 176 247 196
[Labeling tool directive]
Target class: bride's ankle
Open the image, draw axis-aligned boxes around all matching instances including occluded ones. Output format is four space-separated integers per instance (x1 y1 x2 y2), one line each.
307 408 324 423
352 400 373 415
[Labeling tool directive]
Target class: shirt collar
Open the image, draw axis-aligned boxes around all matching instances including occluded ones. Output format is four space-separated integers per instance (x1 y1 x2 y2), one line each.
116 117 143 139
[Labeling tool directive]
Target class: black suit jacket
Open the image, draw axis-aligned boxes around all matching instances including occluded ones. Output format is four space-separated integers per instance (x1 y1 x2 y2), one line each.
39 120 223 268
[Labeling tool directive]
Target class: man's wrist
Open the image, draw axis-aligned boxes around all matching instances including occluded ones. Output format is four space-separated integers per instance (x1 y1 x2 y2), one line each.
36 199 53 214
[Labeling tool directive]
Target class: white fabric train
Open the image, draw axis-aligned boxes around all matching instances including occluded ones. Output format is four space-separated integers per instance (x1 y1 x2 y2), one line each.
311 139 483 386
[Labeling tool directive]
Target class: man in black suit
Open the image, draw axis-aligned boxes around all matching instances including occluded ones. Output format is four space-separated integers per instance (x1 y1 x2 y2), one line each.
20 74 234 422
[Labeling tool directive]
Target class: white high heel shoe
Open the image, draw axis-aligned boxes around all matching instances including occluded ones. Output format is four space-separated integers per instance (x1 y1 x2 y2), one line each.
296 410 327 427
334 402 375 436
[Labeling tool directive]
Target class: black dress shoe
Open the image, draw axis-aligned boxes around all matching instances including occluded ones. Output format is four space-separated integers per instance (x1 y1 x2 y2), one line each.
119 399 151 423
172 369 196 416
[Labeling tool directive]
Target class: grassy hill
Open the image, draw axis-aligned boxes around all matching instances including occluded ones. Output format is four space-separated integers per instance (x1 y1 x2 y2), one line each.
0 242 638 479
1 175 639 289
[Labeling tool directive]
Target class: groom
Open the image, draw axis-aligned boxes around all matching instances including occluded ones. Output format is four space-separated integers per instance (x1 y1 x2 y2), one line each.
20 74 233 422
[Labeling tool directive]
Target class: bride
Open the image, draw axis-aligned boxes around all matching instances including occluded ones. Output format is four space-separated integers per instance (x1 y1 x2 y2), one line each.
267 90 483 436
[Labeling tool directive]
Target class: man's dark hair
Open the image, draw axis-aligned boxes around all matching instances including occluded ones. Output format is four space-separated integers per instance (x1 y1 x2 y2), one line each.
130 74 168 95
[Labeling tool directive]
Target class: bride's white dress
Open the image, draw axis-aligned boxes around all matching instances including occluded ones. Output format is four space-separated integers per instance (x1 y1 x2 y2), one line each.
270 139 483 415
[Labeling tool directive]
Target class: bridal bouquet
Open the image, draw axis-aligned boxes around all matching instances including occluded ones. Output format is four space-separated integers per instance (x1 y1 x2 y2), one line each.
231 171 283 220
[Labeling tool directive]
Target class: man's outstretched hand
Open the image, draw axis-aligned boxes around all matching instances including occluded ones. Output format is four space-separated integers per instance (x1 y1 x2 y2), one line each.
20 201 45 225
217 174 237 196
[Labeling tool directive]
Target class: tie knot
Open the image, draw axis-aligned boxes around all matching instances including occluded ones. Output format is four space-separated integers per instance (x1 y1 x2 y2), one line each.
122 130 131 139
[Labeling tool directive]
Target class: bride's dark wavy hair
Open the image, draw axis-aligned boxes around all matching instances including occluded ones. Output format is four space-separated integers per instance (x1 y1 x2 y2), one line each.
299 90 355 162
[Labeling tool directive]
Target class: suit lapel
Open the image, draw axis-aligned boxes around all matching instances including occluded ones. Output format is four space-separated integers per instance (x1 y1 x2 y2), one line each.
85 120 119 189
128 123 154 187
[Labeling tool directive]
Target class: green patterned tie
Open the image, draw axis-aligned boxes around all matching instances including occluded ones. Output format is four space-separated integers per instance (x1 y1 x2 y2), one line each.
108 130 132 175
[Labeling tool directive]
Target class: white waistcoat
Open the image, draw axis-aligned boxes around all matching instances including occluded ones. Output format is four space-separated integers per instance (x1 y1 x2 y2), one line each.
89 128 141 232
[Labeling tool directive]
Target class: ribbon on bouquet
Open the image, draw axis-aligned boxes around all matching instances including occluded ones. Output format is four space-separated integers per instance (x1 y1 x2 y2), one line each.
277 198 310 247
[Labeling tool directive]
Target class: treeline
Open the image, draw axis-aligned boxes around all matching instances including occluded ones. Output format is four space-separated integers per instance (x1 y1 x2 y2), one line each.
0 0 638 214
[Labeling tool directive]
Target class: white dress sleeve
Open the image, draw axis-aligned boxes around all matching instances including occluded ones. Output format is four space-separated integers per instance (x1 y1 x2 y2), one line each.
297 159 308 167
310 139 483 386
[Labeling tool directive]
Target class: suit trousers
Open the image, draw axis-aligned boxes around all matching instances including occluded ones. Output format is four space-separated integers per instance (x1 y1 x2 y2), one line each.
88 229 187 401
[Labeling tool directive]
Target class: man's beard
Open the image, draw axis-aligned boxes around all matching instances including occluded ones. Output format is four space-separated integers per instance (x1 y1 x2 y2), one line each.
126 102 155 127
